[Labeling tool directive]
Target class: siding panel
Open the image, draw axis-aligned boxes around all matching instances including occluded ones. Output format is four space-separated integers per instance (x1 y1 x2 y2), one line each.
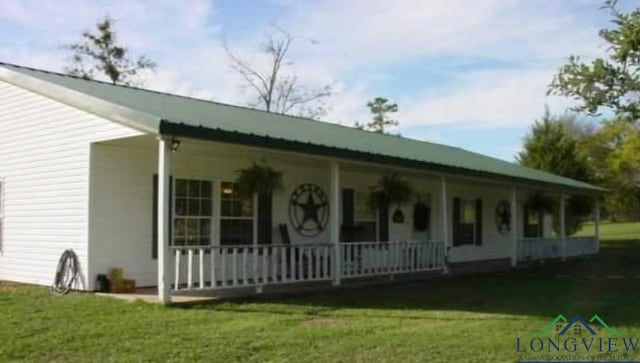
0 81 141 288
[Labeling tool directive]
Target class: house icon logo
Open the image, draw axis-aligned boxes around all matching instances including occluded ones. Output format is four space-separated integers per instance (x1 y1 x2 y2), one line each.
516 314 638 362
530 314 622 337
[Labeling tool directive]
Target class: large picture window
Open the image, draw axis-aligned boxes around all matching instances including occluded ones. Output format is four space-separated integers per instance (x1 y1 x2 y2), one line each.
173 179 212 246
220 182 254 245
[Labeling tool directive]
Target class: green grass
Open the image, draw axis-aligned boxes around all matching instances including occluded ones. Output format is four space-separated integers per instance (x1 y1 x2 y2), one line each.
2 234 640 362
576 220 640 241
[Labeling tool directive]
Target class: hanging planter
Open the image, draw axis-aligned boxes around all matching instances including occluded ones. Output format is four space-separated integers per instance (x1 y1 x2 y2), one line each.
526 192 556 214
368 171 414 211
392 208 405 223
235 162 284 197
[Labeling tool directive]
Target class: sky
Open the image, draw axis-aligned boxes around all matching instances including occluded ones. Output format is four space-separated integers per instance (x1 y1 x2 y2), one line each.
0 0 619 161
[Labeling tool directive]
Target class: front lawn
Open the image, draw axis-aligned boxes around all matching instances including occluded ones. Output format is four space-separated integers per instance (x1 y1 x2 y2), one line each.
2 241 640 362
576 220 640 242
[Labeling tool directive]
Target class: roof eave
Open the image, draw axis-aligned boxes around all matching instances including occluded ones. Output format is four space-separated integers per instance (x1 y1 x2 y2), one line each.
159 120 605 195
0 66 161 134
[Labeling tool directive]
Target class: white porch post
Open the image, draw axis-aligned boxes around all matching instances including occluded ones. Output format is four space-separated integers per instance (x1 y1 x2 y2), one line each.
440 177 450 274
157 137 172 304
510 188 518 267
330 162 341 286
595 198 601 253
559 194 567 261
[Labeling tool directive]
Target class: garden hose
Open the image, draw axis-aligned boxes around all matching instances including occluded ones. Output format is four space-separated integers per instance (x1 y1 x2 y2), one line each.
51 249 80 295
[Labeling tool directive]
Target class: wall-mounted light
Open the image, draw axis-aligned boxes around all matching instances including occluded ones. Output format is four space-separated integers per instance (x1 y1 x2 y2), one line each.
170 138 181 152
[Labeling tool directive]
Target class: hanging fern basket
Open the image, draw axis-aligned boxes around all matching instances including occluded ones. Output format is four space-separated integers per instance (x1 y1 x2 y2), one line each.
368 171 414 211
235 162 284 197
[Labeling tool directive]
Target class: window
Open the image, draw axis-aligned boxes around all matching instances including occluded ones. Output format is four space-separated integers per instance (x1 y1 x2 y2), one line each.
524 206 543 238
173 179 212 246
461 200 476 224
355 191 377 241
453 198 483 246
220 182 254 245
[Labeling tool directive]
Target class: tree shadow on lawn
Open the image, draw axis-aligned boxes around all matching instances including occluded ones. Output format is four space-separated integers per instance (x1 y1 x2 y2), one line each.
183 240 640 327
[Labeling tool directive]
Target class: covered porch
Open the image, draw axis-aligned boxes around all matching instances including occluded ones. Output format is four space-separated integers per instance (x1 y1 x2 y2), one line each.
88 133 602 304
151 135 453 303
147 136 600 303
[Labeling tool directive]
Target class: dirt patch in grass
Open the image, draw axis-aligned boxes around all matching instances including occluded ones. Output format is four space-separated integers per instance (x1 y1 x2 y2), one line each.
300 317 348 328
0 281 20 292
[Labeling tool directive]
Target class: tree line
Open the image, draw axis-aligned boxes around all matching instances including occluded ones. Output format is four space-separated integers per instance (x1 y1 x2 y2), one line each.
520 0 640 223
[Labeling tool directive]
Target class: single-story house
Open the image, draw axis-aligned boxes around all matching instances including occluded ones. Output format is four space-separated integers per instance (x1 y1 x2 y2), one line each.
0 62 604 304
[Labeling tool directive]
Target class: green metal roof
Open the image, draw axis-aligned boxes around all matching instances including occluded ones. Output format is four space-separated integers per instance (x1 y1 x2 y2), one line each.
0 62 604 193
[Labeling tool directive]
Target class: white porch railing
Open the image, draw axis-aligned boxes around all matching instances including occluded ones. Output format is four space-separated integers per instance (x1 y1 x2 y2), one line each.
517 236 598 262
171 241 446 292
565 237 598 257
517 238 562 261
172 244 332 292
341 241 445 278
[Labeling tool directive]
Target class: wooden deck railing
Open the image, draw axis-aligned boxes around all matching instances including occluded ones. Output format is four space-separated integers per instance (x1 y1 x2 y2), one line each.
171 241 446 292
171 244 332 291
565 237 598 257
341 241 445 278
517 236 598 262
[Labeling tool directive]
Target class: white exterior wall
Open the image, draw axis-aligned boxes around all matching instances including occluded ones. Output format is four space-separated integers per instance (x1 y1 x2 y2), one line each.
0 81 141 288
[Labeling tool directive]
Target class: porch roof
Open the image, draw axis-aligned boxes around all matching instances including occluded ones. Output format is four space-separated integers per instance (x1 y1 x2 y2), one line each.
0 62 604 193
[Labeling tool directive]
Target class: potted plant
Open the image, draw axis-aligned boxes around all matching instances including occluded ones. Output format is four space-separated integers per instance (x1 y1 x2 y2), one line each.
235 161 284 197
368 171 413 222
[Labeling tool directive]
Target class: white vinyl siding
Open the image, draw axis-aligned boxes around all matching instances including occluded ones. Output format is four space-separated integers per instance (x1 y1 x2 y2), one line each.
0 80 141 288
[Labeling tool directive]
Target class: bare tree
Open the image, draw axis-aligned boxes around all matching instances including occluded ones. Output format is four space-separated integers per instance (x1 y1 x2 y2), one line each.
225 26 332 119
